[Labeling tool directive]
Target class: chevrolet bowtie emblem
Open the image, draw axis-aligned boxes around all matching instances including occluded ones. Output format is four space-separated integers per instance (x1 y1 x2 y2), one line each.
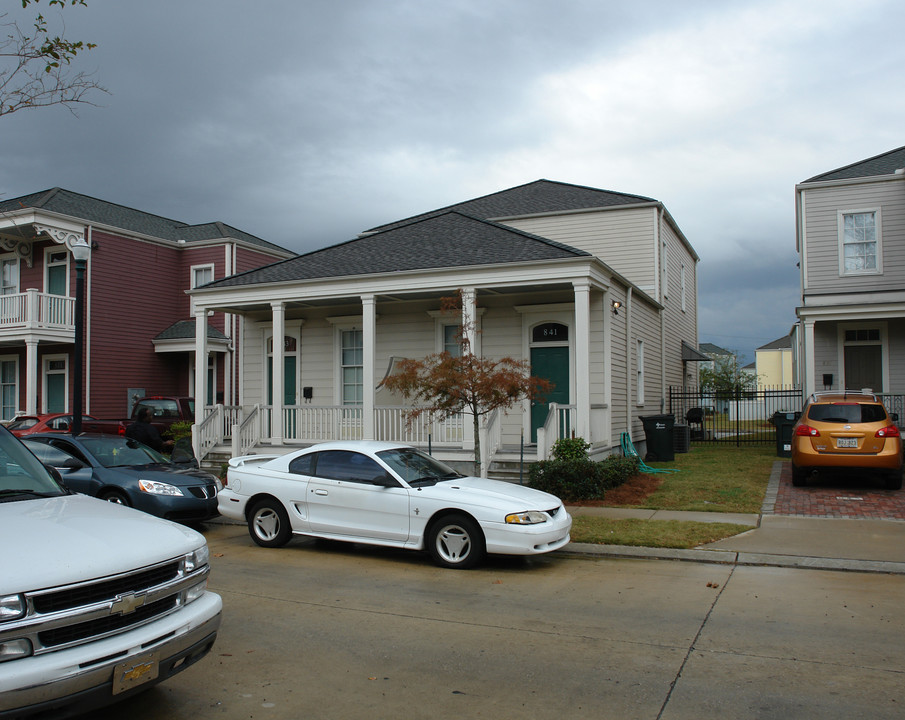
110 592 147 616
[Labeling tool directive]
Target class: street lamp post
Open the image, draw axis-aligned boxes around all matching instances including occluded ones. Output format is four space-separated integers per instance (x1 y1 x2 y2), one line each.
70 241 90 435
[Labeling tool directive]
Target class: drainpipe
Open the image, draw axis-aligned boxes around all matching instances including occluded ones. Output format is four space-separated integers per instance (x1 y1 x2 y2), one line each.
624 287 633 439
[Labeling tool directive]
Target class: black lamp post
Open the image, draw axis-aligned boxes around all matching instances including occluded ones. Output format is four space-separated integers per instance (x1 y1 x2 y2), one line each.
70 241 90 435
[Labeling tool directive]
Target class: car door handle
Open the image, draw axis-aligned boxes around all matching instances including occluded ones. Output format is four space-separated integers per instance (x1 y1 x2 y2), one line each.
313 489 328 496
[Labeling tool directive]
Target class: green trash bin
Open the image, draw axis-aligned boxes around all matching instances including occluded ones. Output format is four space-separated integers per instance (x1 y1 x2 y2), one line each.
640 414 675 462
773 411 800 458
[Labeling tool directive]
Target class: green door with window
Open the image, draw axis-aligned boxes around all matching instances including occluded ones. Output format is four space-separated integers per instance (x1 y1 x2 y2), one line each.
530 346 569 443
268 356 297 437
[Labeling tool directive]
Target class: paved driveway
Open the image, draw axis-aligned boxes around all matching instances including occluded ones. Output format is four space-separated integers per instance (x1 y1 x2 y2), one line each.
771 461 905 520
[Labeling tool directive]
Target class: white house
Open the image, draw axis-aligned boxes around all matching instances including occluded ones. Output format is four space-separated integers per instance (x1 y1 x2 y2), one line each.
189 180 700 470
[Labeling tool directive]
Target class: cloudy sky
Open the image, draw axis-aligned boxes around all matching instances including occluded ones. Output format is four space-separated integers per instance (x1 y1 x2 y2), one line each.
3 0 903 363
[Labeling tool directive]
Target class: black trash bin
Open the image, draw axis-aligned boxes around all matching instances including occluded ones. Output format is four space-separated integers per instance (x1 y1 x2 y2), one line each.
773 411 800 458
640 414 675 462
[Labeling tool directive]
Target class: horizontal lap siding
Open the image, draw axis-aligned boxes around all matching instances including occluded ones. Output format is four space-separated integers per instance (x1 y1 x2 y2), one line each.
803 180 905 294
661 219 698 388
503 208 657 291
87 232 185 416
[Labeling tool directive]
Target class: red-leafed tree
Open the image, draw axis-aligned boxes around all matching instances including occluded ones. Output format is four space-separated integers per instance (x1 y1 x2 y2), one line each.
382 293 552 474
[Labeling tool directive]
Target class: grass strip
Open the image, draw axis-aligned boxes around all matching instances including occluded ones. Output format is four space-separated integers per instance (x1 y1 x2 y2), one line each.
570 516 751 549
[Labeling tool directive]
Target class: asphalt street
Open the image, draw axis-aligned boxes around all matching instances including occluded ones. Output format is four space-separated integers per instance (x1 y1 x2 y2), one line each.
86 521 905 720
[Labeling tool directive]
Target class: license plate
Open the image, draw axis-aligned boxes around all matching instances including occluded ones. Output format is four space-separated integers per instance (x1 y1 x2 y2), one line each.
112 652 159 695
836 437 858 448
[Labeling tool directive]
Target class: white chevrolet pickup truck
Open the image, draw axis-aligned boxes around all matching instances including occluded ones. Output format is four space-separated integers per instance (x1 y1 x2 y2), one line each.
0 427 222 718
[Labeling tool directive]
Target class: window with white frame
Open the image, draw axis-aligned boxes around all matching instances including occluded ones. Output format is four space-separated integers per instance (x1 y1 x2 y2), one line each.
661 241 668 299
191 264 215 289
443 324 462 357
341 329 363 405
839 210 880 275
0 356 17 420
636 339 644 405
1 257 19 295
681 263 687 312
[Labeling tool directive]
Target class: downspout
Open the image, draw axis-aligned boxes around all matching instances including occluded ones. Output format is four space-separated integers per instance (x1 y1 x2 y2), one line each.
624 287 633 439
85 226 92 415
658 207 666 413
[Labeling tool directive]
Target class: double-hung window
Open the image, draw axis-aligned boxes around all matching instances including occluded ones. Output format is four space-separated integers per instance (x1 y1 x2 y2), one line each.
840 210 880 275
341 329 363 405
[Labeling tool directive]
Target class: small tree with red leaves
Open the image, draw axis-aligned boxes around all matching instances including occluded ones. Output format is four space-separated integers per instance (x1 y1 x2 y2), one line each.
382 293 552 475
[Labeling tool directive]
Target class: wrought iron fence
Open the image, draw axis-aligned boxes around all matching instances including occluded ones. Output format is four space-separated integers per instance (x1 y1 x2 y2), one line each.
669 386 804 447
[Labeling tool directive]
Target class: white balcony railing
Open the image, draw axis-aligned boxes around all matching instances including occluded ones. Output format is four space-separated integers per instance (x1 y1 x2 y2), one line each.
0 289 74 331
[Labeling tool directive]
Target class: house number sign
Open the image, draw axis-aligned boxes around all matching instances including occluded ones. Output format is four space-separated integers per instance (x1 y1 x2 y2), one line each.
532 323 568 343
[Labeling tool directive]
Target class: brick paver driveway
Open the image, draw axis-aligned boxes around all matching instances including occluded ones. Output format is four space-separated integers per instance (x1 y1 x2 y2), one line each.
772 461 905 520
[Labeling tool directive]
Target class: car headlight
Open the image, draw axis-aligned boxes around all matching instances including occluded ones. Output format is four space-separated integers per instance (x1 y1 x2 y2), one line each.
0 594 25 622
505 511 548 525
184 544 210 574
0 638 33 663
138 479 184 496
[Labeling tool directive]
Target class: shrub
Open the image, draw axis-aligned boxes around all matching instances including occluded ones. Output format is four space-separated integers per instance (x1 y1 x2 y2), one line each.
528 454 640 502
551 436 591 461
169 420 193 441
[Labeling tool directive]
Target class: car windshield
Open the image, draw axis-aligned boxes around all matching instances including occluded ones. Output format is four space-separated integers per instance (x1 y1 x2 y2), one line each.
807 403 888 424
79 436 169 468
377 447 463 487
0 429 67 500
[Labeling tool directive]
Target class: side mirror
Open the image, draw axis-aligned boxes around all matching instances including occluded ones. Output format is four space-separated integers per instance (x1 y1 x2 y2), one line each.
62 456 86 470
370 474 398 488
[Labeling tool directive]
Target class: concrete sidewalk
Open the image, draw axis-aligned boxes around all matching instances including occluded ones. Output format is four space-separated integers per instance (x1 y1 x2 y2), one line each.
563 462 905 575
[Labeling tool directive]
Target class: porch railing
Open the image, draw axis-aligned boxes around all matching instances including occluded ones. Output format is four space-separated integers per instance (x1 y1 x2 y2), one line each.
536 403 576 460
480 407 502 477
232 404 262 458
0 289 74 330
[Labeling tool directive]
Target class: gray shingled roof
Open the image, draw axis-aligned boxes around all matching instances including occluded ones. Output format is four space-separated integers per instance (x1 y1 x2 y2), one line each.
0 188 290 254
699 342 733 356
154 319 228 341
203 211 591 289
803 146 905 183
366 179 658 233
756 335 792 351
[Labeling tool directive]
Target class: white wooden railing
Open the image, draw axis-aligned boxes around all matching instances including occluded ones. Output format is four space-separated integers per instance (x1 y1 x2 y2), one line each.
232 404 261 458
0 290 74 330
479 408 502 477
536 403 577 460
194 404 223 459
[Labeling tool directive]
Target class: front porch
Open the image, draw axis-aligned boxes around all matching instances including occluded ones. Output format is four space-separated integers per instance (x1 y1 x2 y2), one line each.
194 402 580 477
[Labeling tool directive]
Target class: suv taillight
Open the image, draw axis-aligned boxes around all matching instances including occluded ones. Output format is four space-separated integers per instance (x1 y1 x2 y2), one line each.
795 424 819 437
876 426 901 438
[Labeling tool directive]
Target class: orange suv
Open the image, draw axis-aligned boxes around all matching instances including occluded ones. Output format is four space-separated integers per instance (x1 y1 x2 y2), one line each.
791 392 903 489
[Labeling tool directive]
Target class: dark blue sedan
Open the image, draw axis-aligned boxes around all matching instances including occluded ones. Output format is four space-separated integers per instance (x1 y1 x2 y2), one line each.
24 433 220 524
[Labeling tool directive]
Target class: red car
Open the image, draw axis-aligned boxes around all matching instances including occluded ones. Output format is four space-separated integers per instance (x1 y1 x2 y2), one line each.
6 413 96 437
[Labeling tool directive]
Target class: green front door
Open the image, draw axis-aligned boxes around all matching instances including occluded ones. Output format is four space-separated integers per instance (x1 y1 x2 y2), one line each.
268 356 297 437
46 372 66 413
530 346 569 443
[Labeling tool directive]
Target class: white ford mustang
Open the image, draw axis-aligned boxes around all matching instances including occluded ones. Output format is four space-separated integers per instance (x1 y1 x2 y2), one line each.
219 440 572 569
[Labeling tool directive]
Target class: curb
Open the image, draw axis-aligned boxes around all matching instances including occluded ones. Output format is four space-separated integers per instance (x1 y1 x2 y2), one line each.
559 542 905 575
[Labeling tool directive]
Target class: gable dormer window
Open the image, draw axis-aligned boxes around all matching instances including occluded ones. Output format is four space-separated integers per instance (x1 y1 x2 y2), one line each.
839 209 881 275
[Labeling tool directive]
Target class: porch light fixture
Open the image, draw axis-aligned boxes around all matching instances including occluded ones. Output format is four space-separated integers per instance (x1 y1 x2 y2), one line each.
611 300 622 315
70 240 90 435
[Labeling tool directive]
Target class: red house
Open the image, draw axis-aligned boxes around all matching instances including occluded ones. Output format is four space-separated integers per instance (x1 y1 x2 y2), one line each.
0 188 293 421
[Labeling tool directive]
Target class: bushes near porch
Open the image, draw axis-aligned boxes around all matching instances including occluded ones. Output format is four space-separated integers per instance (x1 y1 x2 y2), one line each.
527 437 640 502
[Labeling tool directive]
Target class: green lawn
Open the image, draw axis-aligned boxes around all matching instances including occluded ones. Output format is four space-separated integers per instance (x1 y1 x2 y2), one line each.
568 444 776 548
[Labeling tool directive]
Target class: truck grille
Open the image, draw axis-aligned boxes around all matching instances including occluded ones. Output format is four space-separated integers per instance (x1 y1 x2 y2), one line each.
32 562 181 614
38 596 178 647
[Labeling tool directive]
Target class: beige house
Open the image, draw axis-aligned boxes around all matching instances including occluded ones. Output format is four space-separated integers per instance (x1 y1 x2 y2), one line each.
754 335 794 389
189 180 700 471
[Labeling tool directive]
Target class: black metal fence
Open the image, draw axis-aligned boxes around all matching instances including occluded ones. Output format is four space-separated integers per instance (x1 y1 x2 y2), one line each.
668 386 804 447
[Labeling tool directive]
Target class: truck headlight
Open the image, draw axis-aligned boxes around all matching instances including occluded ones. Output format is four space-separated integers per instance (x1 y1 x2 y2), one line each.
138 479 184 496
184 545 210 574
505 511 547 525
0 594 25 622
0 638 33 662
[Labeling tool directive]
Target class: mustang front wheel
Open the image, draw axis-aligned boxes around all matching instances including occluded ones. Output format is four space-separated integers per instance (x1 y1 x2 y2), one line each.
428 513 485 569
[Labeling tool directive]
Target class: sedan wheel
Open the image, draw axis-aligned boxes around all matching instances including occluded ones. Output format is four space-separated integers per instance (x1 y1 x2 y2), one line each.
249 500 291 548
101 490 131 506
428 514 485 569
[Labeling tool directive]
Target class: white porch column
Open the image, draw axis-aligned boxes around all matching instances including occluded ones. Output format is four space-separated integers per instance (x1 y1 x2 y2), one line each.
461 288 477 450
573 280 591 441
803 319 816 397
271 301 285 445
193 308 208 459
362 294 376 440
25 340 38 415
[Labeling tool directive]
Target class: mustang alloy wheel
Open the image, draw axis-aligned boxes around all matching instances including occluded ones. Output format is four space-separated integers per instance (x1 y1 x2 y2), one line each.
249 499 292 548
427 513 485 569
